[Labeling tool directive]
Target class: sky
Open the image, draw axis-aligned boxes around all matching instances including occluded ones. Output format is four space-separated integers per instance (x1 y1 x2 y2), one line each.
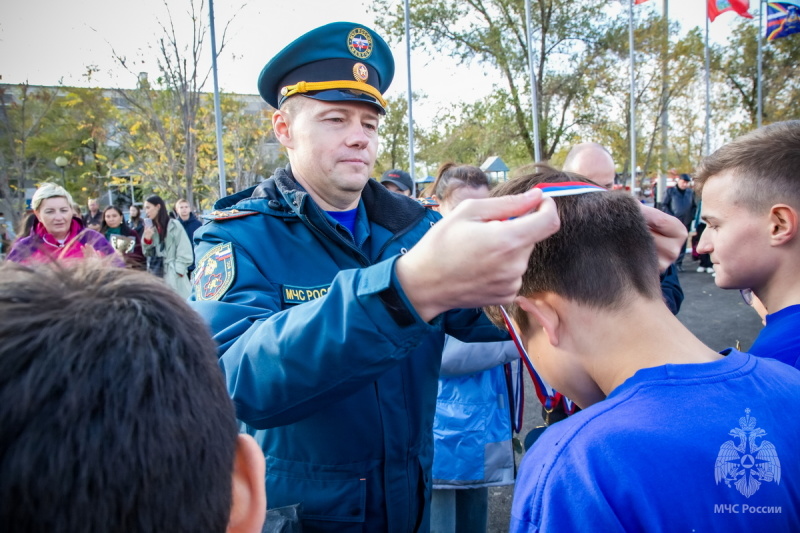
1 0 749 128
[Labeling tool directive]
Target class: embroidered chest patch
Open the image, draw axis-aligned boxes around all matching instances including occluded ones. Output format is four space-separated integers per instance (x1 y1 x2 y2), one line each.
195 242 235 301
282 284 331 305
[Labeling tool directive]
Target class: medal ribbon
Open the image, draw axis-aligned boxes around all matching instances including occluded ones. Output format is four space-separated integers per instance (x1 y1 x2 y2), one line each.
500 306 577 415
533 181 606 197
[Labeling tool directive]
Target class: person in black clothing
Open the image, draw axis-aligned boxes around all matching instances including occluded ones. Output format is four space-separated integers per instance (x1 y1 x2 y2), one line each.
661 173 697 271
128 204 145 237
83 198 103 232
174 199 202 274
101 206 146 270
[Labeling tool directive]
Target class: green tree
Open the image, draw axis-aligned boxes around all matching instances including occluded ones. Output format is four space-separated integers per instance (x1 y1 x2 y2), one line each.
0 84 63 227
111 0 238 206
717 19 800 136
57 86 128 203
562 14 708 185
193 94 284 209
417 91 529 171
374 0 617 161
376 94 412 174
116 83 190 202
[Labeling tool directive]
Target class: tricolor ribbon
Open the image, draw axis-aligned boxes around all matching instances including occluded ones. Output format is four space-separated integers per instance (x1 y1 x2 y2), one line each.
500 305 577 416
534 181 606 197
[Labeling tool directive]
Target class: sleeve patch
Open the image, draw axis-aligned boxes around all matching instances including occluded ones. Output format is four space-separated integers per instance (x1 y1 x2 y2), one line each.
195 242 236 301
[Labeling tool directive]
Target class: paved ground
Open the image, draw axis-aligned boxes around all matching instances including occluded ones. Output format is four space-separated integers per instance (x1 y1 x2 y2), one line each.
485 263 765 532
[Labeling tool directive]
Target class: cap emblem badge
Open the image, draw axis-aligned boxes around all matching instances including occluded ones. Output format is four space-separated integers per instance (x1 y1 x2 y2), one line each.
347 28 373 59
353 63 369 82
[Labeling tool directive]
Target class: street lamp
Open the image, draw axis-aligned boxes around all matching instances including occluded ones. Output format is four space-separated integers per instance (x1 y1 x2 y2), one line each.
55 156 68 186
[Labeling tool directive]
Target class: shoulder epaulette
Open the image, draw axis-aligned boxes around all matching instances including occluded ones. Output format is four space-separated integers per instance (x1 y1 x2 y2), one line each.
417 197 439 208
203 208 259 221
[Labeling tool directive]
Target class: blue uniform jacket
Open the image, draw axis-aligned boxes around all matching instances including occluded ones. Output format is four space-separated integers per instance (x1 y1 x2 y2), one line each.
189 166 508 532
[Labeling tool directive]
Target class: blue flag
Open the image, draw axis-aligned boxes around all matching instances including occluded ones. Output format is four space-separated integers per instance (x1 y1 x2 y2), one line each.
766 2 800 40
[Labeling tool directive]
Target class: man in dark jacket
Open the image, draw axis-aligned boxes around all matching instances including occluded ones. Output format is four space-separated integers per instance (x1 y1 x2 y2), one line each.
189 22 688 533
83 198 102 231
174 199 202 274
661 173 697 270
188 22 560 532
380 169 414 197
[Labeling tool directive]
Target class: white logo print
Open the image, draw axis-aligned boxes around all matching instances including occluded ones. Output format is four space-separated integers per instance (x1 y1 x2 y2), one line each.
715 409 781 498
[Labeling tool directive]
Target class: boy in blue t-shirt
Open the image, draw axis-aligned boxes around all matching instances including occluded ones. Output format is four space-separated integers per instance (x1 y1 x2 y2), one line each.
695 120 800 369
485 168 800 532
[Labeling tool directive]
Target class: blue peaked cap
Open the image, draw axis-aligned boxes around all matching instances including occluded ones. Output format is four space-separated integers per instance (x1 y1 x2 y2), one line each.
257 22 395 114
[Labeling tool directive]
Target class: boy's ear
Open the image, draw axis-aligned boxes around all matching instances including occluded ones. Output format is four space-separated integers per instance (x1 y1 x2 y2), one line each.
228 434 267 533
769 204 798 246
515 295 560 347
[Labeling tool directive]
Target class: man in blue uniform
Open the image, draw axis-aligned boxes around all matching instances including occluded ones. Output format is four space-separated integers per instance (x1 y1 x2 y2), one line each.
486 169 800 532
189 22 560 532
189 22 688 532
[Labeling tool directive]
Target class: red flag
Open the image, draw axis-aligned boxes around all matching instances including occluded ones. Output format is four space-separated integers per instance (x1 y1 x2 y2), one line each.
707 0 754 22
634 0 650 4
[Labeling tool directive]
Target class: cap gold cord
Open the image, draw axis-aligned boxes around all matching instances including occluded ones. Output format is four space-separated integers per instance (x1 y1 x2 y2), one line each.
280 80 387 108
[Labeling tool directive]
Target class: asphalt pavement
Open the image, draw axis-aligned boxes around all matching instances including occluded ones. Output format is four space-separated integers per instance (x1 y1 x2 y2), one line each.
485 262 765 532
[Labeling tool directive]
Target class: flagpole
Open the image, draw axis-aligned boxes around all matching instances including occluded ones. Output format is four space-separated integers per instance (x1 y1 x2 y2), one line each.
208 0 226 199
629 0 637 197
404 0 416 195
757 0 763 128
525 0 542 162
704 2 711 157
658 0 669 208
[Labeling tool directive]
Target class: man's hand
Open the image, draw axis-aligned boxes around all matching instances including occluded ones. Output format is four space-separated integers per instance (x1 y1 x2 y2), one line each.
396 189 560 322
640 204 687 272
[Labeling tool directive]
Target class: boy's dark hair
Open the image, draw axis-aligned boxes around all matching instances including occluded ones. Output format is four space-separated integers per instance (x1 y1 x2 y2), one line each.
695 120 800 212
424 162 490 200
0 261 238 532
485 166 661 331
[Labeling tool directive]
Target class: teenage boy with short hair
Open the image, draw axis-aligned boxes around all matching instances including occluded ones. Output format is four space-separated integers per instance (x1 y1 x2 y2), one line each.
0 261 266 533
696 120 800 369
486 168 800 532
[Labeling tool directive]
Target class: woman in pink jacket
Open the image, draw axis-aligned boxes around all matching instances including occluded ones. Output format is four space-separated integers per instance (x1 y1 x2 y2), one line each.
6 183 116 264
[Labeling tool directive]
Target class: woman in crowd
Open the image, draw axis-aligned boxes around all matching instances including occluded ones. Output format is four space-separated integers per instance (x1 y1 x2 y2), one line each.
6 183 116 264
128 204 145 237
101 206 145 270
425 164 519 533
141 195 193 298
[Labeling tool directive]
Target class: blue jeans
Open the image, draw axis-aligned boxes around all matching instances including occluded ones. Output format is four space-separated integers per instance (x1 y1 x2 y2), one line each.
430 487 489 533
